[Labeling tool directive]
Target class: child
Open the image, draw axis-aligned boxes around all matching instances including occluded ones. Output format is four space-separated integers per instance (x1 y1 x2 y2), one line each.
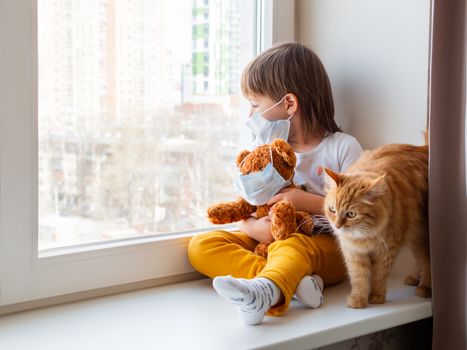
188 42 363 325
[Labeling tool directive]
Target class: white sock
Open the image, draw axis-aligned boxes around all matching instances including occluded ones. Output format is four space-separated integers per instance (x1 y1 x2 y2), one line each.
294 274 324 308
213 276 281 325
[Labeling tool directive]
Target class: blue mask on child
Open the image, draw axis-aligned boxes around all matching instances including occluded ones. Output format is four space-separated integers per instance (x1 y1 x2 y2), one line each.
246 97 294 147
233 147 292 206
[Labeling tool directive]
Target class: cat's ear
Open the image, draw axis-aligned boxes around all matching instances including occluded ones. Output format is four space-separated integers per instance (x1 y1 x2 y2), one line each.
323 168 344 191
369 174 386 189
365 174 387 197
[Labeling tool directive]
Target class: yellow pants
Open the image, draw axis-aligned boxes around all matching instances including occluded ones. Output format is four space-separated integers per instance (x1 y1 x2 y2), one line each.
188 230 346 316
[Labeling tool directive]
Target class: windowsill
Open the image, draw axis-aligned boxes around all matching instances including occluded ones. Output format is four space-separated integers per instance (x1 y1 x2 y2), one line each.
0 275 432 350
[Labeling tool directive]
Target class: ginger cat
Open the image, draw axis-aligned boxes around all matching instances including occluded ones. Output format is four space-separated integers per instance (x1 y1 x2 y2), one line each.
323 144 431 308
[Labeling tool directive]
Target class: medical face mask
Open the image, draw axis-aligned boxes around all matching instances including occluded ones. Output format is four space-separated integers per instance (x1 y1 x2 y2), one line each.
246 97 294 147
233 147 292 206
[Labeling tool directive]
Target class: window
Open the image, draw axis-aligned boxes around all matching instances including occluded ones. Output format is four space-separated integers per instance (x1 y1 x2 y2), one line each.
0 0 294 309
38 0 245 250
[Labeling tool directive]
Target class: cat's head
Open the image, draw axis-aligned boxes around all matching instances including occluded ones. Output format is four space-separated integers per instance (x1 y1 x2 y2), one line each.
322 168 387 239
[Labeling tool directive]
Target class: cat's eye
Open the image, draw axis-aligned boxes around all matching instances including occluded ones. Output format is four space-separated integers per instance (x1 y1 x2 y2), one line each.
328 205 336 213
346 211 357 218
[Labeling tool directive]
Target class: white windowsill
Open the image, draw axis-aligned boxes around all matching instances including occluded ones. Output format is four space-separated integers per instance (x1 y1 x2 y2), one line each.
0 275 432 350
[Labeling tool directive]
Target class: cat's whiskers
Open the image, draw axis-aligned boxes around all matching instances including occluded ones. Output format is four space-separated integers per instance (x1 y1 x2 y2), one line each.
310 215 333 236
313 225 331 237
297 215 333 237
296 215 314 235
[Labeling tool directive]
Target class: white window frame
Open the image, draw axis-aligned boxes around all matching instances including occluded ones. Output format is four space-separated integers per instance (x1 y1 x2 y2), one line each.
255 0 295 53
0 0 294 310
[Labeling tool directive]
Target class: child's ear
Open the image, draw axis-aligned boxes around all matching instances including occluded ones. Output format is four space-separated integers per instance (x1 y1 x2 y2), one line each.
271 139 296 167
284 93 299 116
236 150 250 167
323 168 344 191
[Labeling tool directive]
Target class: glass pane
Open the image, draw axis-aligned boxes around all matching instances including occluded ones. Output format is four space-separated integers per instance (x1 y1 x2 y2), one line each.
38 0 253 250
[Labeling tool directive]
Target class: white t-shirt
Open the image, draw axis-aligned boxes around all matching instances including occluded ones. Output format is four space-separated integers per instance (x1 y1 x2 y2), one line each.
294 132 363 196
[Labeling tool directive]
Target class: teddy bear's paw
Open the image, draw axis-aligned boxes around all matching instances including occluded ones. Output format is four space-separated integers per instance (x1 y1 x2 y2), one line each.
206 206 234 224
270 201 297 240
254 242 269 258
270 226 290 240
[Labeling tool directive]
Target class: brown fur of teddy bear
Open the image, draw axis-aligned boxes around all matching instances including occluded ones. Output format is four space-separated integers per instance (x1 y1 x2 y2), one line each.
207 139 314 257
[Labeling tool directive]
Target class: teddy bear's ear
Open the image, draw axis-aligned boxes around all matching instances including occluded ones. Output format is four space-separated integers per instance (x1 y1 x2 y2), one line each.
271 139 296 167
236 150 251 167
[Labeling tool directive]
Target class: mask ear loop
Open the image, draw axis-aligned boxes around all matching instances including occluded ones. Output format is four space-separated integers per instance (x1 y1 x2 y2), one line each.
238 155 247 170
270 144 295 183
261 96 295 122
268 145 274 166
259 96 285 116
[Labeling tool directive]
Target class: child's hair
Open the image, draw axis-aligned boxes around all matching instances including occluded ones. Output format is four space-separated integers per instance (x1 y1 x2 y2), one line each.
241 42 341 136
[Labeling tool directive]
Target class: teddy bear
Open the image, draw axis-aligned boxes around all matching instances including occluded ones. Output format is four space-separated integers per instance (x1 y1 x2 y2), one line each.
206 139 314 258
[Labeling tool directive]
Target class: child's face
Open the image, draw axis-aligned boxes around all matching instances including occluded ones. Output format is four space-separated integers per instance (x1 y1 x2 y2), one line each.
246 94 288 121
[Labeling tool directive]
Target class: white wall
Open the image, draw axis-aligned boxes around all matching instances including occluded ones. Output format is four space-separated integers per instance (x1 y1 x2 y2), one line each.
297 0 431 149
295 5 434 345
296 0 432 280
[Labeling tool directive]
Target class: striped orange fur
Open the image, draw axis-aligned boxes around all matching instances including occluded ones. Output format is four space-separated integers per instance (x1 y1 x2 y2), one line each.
323 144 431 308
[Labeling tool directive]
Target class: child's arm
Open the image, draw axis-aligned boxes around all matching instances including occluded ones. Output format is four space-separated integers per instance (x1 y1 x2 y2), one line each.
237 215 274 243
267 187 325 215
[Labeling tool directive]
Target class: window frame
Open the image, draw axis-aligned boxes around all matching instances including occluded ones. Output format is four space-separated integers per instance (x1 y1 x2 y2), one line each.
0 0 294 310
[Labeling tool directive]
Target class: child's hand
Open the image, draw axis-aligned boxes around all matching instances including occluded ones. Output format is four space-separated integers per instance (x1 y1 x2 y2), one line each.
237 215 274 243
267 188 325 215
267 187 309 212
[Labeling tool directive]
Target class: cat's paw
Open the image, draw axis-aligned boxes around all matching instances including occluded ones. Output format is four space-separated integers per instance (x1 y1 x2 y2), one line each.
347 294 368 309
404 274 419 286
415 285 432 298
368 293 386 304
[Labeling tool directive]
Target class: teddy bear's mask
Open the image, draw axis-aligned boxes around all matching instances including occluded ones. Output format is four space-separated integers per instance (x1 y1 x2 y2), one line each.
234 146 293 206
232 142 296 206
236 144 295 180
